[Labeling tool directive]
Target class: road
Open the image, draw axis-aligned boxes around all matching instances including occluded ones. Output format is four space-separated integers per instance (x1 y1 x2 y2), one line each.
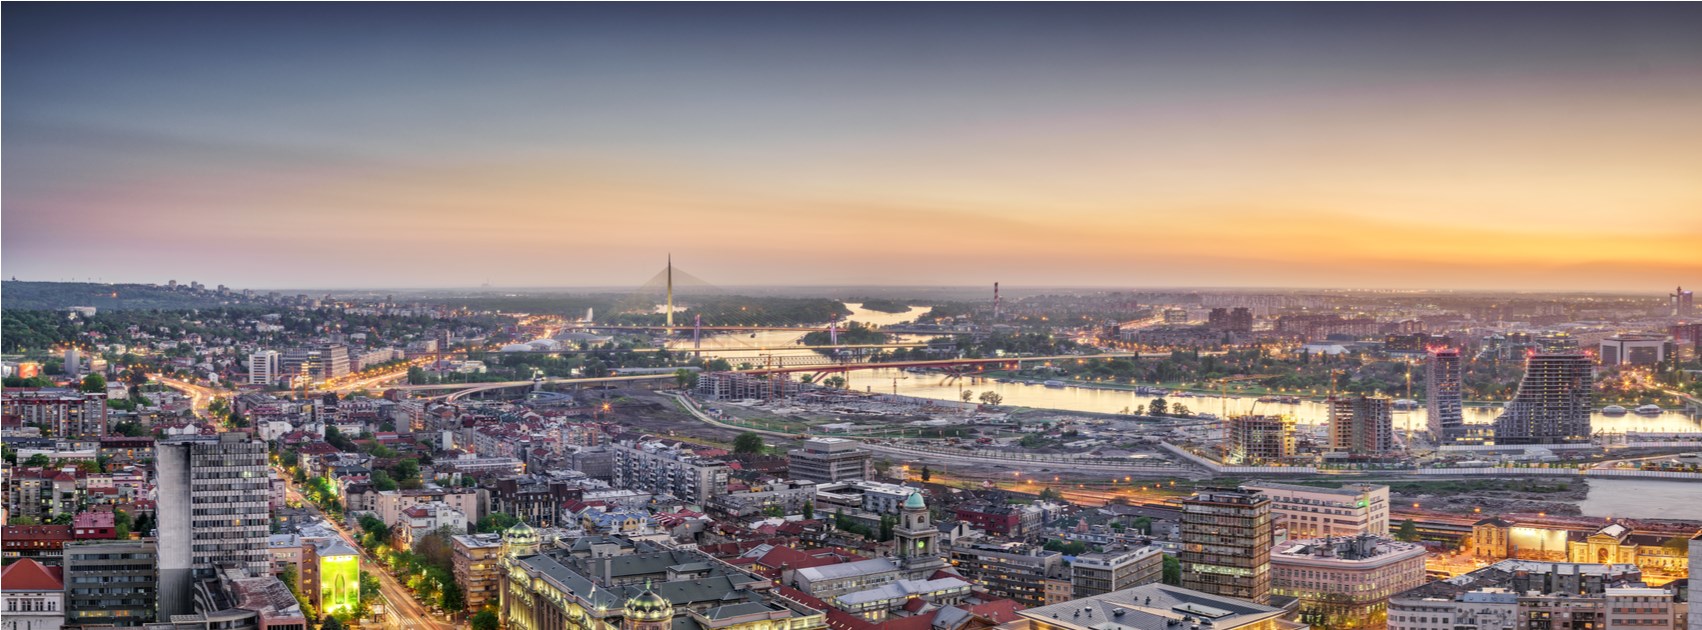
154 374 219 419
281 476 456 630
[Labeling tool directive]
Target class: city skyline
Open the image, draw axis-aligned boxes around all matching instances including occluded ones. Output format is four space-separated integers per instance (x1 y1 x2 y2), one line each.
4 3 1700 290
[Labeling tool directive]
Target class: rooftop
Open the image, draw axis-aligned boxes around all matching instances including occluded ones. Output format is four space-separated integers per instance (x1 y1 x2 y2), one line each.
1 558 65 592
1019 583 1294 630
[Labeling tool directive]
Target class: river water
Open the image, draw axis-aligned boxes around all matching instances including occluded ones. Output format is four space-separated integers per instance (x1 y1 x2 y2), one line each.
1578 479 1702 520
671 304 1702 435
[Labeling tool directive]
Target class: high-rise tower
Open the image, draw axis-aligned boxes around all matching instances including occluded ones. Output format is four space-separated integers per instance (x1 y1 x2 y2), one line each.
1328 395 1394 454
1181 489 1273 605
1425 347 1464 443
1494 352 1594 445
156 434 271 617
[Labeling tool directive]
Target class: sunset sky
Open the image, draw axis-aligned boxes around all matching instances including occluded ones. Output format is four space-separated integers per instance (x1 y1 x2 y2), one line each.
4 3 1700 291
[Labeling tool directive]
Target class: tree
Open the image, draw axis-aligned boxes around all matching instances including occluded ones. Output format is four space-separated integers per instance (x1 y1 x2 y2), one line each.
440 578 466 612
370 470 399 492
472 610 501 630
81 373 107 393
1162 555 1182 586
24 454 50 468
978 391 1003 407
321 616 345 630
960 390 974 403
823 376 847 389
477 513 520 534
1395 519 1419 542
920 465 931 482
733 432 765 456
802 502 814 520
114 509 133 539
878 514 895 541
674 368 699 390
1148 397 1168 417
390 459 421 484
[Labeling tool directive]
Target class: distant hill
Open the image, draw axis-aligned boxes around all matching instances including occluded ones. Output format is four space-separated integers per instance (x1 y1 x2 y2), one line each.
1 281 253 311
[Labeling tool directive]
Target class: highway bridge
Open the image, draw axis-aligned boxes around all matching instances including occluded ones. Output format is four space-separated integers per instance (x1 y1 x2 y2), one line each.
390 351 1198 399
426 342 931 357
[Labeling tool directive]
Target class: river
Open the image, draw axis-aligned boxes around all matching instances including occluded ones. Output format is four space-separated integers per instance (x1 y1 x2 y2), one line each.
671 304 1702 435
1578 478 1702 520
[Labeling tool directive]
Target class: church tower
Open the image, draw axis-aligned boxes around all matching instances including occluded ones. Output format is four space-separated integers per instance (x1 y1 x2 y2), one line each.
894 492 944 574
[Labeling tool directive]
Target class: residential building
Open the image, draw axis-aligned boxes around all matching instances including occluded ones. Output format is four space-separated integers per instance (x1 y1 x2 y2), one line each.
1328 395 1395 454
712 480 818 518
1 558 64 630
1016 583 1305 630
946 541 1062 607
1271 535 1427 629
156 434 272 618
62 539 157 627
2 390 107 439
611 438 731 503
391 502 469 548
1181 488 1273 605
1494 353 1594 445
451 533 504 613
1227 416 1293 464
1388 560 1647 630
358 487 485 528
1426 348 1464 443
268 534 304 587
787 438 872 483
1070 546 1164 598
1243 482 1390 539
1603 588 1681 630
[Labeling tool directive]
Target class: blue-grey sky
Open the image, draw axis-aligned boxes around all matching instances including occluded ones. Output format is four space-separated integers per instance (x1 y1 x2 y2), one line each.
5 3 1701 290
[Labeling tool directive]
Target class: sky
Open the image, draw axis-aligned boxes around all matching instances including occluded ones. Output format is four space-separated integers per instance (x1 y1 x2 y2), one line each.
4 3 1701 291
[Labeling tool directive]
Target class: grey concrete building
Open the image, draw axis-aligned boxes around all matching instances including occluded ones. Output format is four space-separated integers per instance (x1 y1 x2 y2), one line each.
1070 545 1164 598
63 539 158 627
156 434 271 618
786 438 871 483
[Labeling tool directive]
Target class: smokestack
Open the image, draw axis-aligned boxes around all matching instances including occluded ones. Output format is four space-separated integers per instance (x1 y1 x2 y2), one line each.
994 282 1001 320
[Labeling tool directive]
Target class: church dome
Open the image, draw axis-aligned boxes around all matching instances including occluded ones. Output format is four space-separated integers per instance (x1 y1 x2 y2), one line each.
504 521 540 550
904 491 926 510
624 585 673 622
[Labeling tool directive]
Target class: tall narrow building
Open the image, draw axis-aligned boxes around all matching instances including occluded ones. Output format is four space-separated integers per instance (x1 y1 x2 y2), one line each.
248 350 280 385
1494 352 1594 445
1181 488 1272 605
1424 348 1464 443
1328 395 1394 454
156 434 272 617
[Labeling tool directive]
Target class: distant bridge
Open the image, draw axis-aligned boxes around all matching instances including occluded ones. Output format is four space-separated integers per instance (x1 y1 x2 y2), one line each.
391 352 1166 400
432 342 930 357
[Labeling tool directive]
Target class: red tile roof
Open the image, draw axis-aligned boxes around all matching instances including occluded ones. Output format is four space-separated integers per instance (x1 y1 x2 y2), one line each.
0 558 65 591
963 599 1024 623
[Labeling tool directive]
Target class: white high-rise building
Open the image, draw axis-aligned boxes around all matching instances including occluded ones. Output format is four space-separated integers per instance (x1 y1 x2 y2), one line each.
64 347 81 377
248 350 280 385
